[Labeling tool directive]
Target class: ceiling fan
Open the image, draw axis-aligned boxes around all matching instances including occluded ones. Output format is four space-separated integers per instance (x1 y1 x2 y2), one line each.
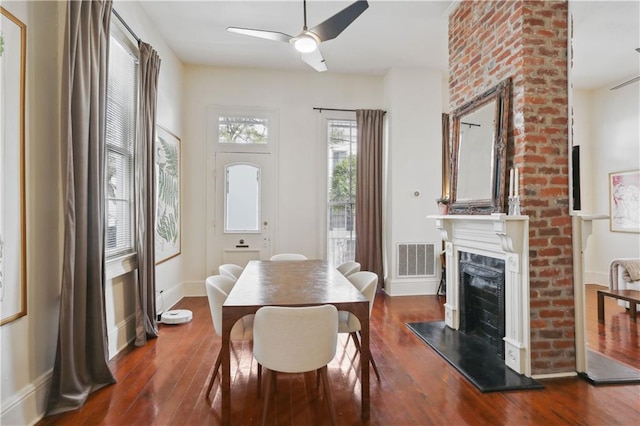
227 0 369 72
610 48 640 90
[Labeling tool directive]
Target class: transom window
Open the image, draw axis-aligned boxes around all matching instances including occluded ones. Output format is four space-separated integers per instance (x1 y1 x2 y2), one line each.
218 116 269 144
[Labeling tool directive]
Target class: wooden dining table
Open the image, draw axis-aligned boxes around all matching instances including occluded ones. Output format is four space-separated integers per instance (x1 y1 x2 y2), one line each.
220 259 370 425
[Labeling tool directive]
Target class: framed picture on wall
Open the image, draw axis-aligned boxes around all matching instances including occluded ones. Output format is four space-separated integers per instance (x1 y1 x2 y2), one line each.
609 170 640 233
155 125 181 263
0 6 27 326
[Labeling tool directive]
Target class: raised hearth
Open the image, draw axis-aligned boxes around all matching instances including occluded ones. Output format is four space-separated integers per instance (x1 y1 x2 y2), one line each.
429 213 530 376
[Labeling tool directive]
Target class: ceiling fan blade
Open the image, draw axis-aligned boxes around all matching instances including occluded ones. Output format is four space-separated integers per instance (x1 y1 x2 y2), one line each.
227 27 293 43
309 0 369 42
301 48 328 72
610 76 640 90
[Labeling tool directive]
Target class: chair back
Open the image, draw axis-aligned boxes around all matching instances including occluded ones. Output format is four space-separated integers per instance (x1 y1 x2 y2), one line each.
253 305 338 373
337 261 361 277
269 253 308 261
348 271 378 317
219 263 244 281
205 275 237 336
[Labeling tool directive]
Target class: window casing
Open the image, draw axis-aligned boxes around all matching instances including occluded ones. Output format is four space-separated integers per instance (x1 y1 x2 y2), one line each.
105 23 138 259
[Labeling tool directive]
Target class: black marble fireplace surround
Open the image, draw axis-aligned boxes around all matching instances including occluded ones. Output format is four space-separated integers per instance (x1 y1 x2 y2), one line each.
459 252 506 359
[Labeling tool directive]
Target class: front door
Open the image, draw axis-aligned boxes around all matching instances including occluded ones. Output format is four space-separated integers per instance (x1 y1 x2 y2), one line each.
207 152 274 273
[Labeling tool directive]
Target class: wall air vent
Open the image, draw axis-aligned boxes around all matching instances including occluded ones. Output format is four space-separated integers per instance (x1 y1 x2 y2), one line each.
397 243 435 277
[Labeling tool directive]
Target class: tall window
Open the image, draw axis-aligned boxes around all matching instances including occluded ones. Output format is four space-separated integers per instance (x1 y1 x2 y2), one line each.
105 24 138 258
327 119 357 266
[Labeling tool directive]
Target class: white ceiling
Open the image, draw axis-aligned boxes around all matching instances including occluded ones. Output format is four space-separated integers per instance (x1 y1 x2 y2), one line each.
136 0 640 90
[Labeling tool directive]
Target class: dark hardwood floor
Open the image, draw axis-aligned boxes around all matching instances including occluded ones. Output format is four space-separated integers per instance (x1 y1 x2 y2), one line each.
40 289 639 425
585 283 639 370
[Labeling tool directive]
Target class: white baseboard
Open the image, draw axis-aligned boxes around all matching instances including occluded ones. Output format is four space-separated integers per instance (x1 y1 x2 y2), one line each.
384 277 439 296
108 314 136 360
0 369 52 426
532 371 577 380
585 271 608 286
182 280 205 297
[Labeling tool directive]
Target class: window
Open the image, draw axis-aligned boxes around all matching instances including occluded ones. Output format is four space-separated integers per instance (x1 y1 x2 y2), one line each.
105 23 138 258
327 119 357 266
218 116 269 144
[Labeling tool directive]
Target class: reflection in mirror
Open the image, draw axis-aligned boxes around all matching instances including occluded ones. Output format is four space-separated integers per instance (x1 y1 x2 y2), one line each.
450 78 510 214
456 100 496 201
225 163 260 232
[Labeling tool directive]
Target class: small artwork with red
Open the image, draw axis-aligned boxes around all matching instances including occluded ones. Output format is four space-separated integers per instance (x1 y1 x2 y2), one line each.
609 170 640 233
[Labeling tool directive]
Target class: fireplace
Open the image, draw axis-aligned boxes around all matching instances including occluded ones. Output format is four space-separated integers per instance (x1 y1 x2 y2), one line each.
430 213 531 376
459 252 505 358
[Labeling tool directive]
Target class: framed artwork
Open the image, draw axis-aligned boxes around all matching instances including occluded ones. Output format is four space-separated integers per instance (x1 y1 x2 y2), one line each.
0 7 27 326
155 125 181 264
609 170 640 233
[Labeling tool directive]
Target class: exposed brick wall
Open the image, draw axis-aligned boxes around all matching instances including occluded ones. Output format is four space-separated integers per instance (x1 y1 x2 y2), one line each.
449 0 572 375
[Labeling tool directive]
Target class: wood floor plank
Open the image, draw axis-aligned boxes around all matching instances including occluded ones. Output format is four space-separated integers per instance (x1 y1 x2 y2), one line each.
39 288 640 425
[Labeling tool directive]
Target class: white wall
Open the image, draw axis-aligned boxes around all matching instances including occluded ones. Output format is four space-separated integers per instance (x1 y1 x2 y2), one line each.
383 68 445 295
574 86 640 284
0 2 184 424
182 67 384 284
0 1 63 424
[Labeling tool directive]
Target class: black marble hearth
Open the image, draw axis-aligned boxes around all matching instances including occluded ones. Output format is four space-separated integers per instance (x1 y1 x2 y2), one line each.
407 321 543 392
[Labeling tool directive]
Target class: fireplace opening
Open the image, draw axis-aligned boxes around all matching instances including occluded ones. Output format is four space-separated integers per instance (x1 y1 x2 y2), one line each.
459 252 506 359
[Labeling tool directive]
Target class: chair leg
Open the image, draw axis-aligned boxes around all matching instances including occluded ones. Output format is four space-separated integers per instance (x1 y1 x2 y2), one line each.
257 362 263 398
369 351 381 381
353 331 381 381
350 332 361 352
261 369 276 426
319 366 337 426
206 348 223 399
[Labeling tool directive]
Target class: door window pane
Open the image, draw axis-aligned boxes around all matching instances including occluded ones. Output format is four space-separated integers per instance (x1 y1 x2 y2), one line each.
225 164 260 232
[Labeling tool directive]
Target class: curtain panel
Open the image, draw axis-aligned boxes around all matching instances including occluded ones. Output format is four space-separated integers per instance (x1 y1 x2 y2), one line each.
135 42 161 345
355 109 385 284
47 0 116 415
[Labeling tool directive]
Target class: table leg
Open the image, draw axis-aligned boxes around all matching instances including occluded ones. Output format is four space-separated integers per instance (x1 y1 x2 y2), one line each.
597 291 605 324
221 309 233 425
357 307 370 421
630 301 637 322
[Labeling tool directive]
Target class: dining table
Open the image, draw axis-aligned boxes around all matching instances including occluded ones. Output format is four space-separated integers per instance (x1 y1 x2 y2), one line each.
220 259 371 425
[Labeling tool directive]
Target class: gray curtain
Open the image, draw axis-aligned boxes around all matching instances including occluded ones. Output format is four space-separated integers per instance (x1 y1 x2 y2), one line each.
134 42 161 346
47 0 116 415
355 109 385 284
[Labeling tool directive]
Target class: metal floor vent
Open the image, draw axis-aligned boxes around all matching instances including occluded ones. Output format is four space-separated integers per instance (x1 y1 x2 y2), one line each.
397 243 435 277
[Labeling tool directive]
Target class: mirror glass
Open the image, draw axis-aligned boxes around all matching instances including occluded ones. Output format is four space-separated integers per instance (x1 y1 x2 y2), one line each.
450 78 510 214
456 100 496 201
225 163 260 232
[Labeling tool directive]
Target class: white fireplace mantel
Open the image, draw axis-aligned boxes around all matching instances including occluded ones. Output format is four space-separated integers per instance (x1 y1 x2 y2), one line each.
428 213 531 376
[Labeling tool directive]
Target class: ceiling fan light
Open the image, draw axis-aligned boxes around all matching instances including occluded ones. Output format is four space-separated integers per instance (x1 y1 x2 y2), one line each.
294 35 318 53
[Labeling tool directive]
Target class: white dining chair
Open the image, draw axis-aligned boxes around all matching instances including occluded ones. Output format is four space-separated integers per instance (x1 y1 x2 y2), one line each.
269 253 308 261
338 271 381 381
337 261 361 277
204 275 260 398
253 304 339 426
218 263 244 281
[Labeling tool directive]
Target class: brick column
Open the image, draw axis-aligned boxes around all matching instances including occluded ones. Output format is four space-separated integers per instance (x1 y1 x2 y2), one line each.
450 0 572 375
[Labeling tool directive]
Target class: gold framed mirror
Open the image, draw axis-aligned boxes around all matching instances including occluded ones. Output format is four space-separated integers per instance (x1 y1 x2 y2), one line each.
449 78 511 215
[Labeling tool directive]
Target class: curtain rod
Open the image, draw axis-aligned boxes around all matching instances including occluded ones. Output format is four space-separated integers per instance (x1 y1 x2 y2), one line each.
113 9 141 43
313 107 386 114
461 121 480 127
